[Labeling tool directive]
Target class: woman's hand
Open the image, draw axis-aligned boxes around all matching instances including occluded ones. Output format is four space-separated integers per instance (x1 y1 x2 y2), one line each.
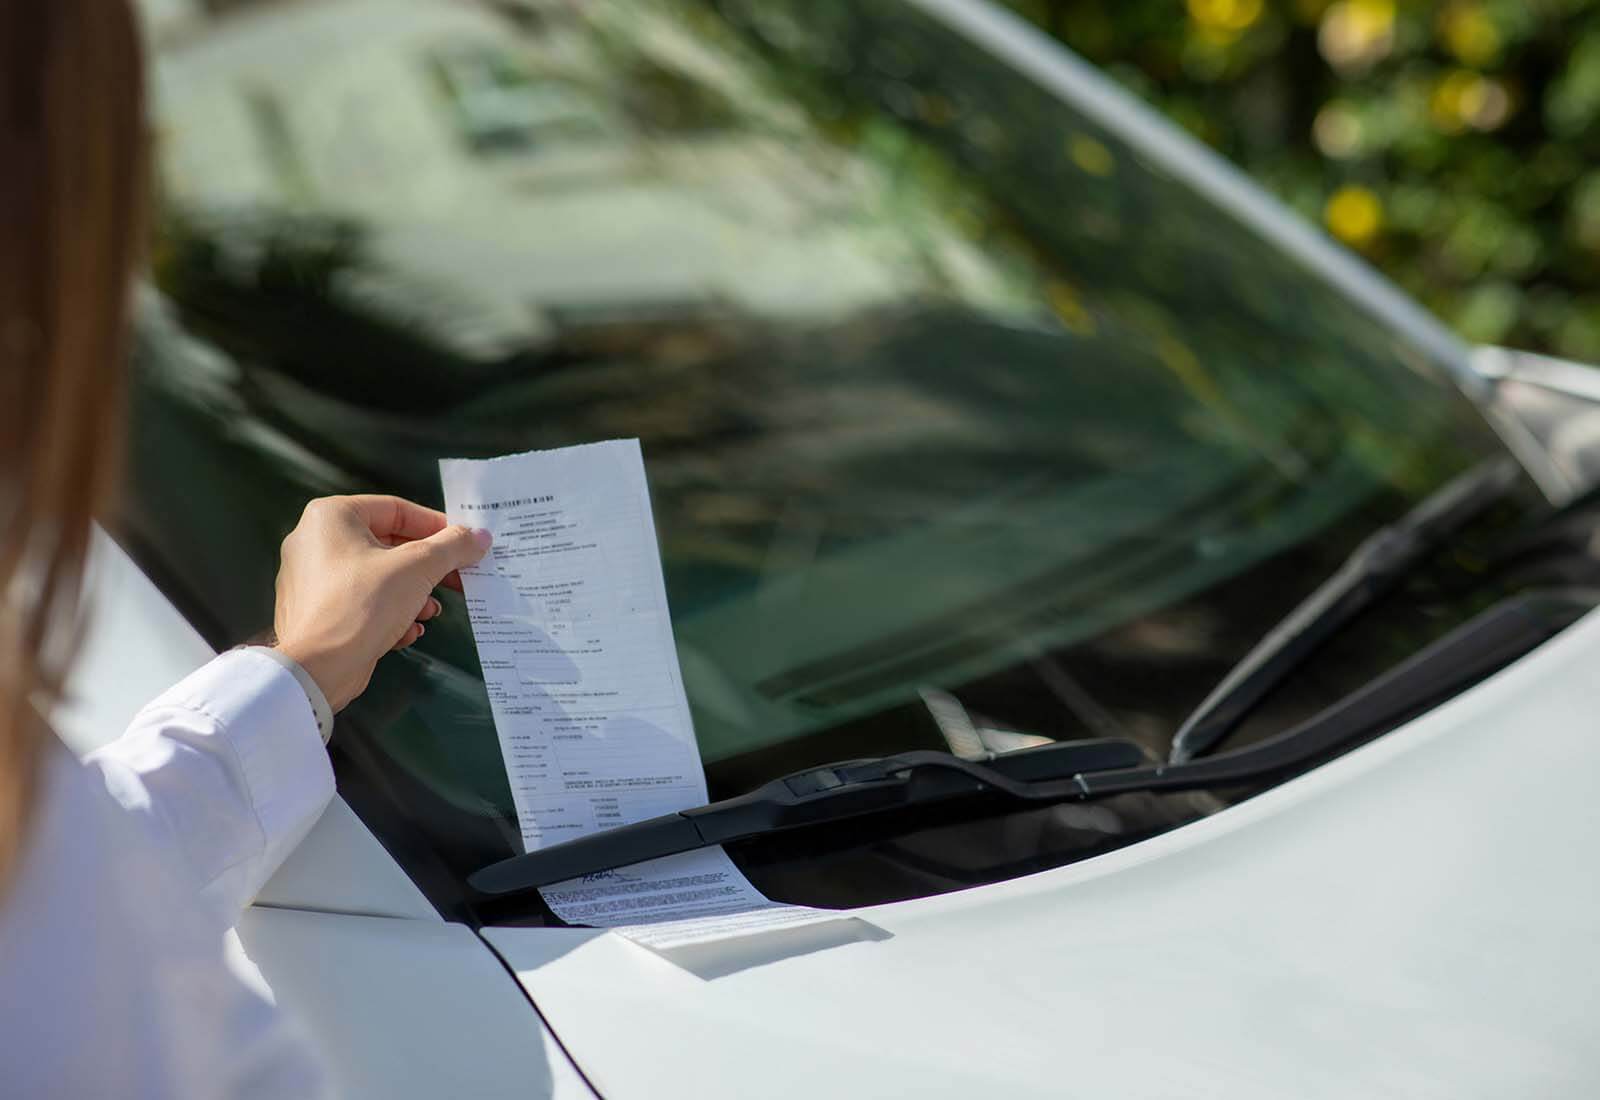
271 495 492 711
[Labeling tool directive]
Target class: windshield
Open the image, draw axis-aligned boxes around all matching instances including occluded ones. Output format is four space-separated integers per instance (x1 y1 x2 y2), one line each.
127 0 1526 921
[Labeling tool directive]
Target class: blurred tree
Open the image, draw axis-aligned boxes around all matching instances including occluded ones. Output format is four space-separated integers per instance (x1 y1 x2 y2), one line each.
1002 0 1600 362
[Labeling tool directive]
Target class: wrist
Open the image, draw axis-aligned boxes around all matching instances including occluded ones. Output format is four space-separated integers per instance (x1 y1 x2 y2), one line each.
277 643 346 707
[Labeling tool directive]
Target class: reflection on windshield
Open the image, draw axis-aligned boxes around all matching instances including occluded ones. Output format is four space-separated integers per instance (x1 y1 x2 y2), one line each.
127 0 1509 917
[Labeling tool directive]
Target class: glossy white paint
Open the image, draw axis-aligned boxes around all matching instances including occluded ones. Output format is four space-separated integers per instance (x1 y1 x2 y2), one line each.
1471 346 1600 495
1474 346 1600 403
489 604 1600 1099
254 799 438 921
238 907 595 1100
55 529 215 755
61 527 435 919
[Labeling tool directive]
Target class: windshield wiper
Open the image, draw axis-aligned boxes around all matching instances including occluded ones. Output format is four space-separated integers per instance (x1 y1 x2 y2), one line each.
469 588 1586 901
469 736 1144 897
1166 458 1523 764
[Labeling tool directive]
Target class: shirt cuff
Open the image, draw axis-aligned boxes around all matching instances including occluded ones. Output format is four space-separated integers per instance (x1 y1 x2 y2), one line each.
246 646 335 744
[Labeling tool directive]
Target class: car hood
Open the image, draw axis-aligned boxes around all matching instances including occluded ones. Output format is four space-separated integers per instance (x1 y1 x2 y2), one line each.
484 605 1600 1100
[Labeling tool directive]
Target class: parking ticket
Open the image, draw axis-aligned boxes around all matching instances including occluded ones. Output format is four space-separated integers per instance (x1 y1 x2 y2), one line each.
440 440 829 950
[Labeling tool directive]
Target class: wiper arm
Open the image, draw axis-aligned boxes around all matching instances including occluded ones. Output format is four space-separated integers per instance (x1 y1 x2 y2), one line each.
468 736 1144 897
1167 458 1523 764
468 589 1586 900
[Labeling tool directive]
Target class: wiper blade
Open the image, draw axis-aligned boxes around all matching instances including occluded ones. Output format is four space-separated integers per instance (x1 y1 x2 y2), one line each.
1167 458 1522 764
468 590 1586 900
469 736 1144 897
1090 589 1586 796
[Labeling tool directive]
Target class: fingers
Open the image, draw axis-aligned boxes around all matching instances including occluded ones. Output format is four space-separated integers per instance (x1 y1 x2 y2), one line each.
404 524 492 587
393 599 441 652
343 495 452 544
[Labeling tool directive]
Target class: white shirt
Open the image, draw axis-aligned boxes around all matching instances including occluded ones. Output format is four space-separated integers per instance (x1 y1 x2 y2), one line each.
0 649 338 1098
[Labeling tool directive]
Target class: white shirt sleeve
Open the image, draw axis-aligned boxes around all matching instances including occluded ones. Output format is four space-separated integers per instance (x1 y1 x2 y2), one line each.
245 645 335 744
86 647 337 919
0 649 338 1099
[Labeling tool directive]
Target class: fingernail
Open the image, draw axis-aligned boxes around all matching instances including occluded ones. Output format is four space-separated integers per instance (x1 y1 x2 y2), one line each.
429 597 442 618
471 527 493 551
415 622 425 638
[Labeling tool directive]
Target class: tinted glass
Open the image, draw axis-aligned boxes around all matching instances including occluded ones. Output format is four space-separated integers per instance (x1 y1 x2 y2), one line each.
127 0 1522 921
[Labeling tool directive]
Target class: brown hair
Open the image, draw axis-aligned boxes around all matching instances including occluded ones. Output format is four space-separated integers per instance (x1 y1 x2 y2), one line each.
0 0 147 890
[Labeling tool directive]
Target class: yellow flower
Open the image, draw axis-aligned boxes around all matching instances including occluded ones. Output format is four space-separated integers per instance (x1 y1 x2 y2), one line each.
1187 0 1264 34
1430 69 1512 133
1312 101 1364 158
1068 134 1115 177
1438 3 1501 67
1318 0 1395 70
1325 185 1384 248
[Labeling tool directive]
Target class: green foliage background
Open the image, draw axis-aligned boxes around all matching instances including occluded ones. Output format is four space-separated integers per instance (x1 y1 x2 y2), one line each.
1000 0 1600 360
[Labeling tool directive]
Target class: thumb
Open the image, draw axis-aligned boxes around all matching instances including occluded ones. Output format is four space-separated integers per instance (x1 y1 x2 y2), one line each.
404 524 492 586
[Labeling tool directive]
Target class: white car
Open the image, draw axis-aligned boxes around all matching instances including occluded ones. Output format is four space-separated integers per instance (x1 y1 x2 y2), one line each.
69 0 1600 1095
